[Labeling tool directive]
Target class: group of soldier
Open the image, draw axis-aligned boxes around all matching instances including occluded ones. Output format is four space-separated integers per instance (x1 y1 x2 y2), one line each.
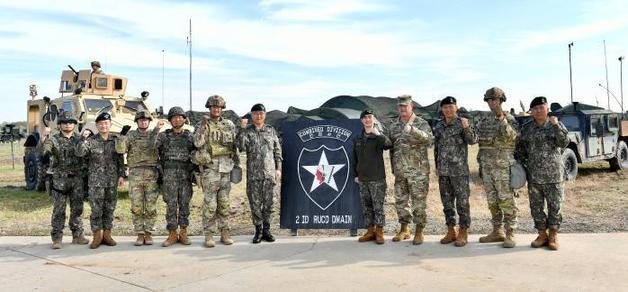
43 95 281 249
44 85 567 252
354 87 568 250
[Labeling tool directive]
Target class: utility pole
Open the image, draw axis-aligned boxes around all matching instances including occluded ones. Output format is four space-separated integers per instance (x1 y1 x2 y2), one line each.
187 19 192 112
604 40 610 110
568 42 574 103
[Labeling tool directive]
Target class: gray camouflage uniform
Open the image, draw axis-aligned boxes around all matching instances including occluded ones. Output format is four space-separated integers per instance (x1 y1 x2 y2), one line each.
516 119 569 230
433 117 477 229
43 132 85 241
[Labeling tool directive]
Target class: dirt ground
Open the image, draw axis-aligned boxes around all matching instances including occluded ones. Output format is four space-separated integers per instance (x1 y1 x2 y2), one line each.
0 142 626 237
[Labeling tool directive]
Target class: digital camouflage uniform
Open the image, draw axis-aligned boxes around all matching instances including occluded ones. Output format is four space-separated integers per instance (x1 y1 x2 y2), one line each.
155 129 195 231
476 112 519 230
76 134 124 232
516 119 569 230
43 132 85 241
386 114 433 227
116 127 161 235
193 117 239 235
237 123 282 227
433 117 477 229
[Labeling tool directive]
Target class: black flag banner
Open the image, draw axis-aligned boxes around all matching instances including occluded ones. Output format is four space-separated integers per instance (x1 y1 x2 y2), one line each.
280 119 365 229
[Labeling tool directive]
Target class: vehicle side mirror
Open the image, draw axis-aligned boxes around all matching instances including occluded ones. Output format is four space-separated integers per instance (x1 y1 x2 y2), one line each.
79 111 85 122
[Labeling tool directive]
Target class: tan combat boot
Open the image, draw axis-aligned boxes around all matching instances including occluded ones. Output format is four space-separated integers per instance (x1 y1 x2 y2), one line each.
179 228 191 245
102 229 117 246
503 228 516 248
375 225 385 245
440 225 457 244
220 229 234 245
548 228 559 250
51 239 62 250
531 229 549 248
144 233 153 245
358 226 376 242
205 235 215 248
392 223 411 242
134 234 145 246
90 230 103 249
162 229 178 247
413 225 424 245
479 225 505 243
455 228 468 247
72 233 89 245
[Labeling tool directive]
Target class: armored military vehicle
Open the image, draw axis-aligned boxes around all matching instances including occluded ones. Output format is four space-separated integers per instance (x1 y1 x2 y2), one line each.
23 64 159 190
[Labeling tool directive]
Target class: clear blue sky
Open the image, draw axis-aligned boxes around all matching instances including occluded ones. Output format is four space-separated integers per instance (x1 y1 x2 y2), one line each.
1 0 627 123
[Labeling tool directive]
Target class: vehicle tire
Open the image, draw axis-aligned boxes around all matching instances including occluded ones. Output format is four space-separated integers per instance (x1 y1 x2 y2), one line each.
609 141 628 171
24 151 46 191
562 148 578 181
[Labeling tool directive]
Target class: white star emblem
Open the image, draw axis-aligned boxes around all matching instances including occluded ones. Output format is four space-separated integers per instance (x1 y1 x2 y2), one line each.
301 150 346 192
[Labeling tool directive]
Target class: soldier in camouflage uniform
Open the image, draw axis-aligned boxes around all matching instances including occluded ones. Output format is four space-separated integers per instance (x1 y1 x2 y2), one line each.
237 103 282 244
433 96 477 247
193 95 239 248
516 96 569 251
155 107 195 247
116 110 163 246
42 111 89 249
385 95 433 245
76 112 125 249
354 109 391 245
476 87 520 248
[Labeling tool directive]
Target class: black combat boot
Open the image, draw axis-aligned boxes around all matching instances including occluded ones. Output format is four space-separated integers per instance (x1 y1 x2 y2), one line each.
252 225 263 244
262 222 275 242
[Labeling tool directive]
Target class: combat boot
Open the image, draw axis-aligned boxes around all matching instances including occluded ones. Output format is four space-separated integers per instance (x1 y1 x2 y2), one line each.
144 233 153 245
479 225 505 243
134 234 145 246
252 225 263 244
162 229 178 247
205 235 215 248
412 225 424 245
392 223 411 242
503 228 516 248
220 229 234 245
72 233 89 245
358 226 376 242
440 225 457 244
455 228 468 247
90 230 103 249
262 223 275 242
531 229 549 248
102 229 117 246
178 228 191 245
375 225 385 245
51 239 62 250
548 228 560 250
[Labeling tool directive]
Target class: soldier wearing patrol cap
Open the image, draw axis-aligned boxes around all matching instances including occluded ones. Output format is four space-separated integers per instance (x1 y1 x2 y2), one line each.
475 87 520 248
433 96 477 247
155 106 195 247
116 110 164 246
193 95 239 248
42 111 89 249
237 103 282 244
516 96 569 250
384 95 433 245
76 112 125 249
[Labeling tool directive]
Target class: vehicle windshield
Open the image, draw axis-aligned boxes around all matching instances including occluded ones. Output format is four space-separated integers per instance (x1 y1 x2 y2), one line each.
84 99 113 112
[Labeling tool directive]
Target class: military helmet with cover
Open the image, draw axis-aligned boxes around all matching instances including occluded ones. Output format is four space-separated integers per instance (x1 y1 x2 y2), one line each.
134 109 153 122
167 106 186 120
484 87 506 102
57 111 78 124
205 95 226 109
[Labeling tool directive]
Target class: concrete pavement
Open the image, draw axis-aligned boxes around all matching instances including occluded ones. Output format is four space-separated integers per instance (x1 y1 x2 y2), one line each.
1 233 627 291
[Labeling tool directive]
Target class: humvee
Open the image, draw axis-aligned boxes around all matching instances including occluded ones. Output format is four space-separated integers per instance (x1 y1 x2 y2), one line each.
23 65 161 191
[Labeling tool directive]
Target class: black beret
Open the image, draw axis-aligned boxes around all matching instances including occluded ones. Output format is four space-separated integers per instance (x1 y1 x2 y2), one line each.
530 96 547 109
360 109 375 119
95 112 111 123
440 96 457 107
251 103 266 112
